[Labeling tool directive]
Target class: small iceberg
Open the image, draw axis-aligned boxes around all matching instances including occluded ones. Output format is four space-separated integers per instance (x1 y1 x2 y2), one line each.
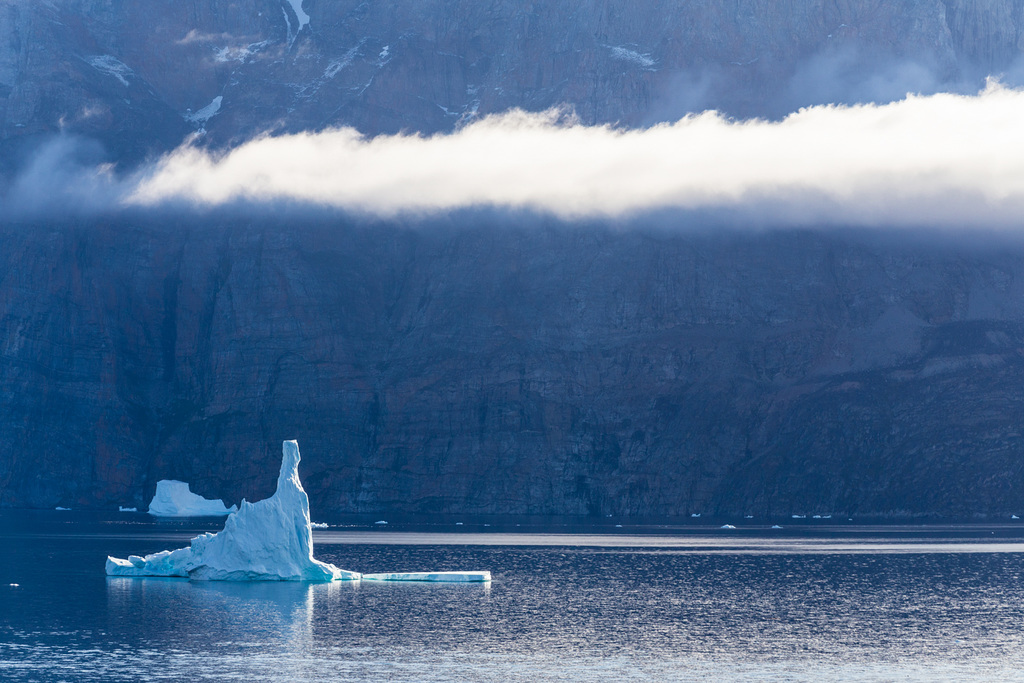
772 525 783 529
55 507 70 511
107 441 359 581
374 520 388 525
721 524 736 529
690 513 701 518
1013 515 1020 520
310 522 329 529
362 571 491 583
106 441 489 584
148 480 237 517
119 506 137 512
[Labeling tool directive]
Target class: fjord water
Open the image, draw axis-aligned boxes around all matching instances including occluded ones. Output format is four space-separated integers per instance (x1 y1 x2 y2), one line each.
4 513 1024 681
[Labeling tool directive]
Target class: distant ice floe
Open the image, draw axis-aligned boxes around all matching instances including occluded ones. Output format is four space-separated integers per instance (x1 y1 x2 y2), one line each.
148 480 236 517
107 441 491 584
55 507 70 511
721 525 737 530
374 520 388 525
690 513 701 518
310 522 329 529
772 525 784 529
184 96 223 125
1013 515 1020 520
86 55 133 86
119 506 137 513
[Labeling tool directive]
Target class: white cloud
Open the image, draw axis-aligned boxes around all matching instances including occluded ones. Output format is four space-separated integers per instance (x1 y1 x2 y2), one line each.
100 81 1024 228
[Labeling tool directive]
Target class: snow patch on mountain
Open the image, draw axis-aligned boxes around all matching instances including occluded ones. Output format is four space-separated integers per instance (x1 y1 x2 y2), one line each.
86 55 133 86
608 46 657 70
185 96 223 124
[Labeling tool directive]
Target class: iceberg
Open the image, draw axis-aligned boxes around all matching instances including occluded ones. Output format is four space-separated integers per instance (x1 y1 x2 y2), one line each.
107 440 490 584
148 480 237 517
107 441 360 581
362 571 491 583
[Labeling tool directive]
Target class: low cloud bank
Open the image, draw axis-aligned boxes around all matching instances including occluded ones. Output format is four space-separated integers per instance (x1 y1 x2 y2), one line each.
9 82 1024 229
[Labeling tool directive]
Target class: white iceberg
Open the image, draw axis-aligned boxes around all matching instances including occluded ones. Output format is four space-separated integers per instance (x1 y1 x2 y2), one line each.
147 480 237 517
721 524 736 529
362 571 491 583
107 441 360 581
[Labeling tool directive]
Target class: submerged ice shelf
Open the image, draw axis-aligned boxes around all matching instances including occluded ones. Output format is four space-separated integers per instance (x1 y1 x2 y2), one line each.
362 571 491 582
106 441 490 583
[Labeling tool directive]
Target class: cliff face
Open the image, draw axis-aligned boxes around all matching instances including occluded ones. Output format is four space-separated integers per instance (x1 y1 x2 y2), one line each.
3 0 1024 169
3 217 1024 517
5 2 1024 518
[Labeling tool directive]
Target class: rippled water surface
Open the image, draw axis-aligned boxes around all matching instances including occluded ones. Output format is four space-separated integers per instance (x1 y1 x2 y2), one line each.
4 512 1024 681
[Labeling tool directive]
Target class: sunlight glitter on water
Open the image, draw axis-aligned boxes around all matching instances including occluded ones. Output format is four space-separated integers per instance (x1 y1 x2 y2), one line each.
4 514 1024 682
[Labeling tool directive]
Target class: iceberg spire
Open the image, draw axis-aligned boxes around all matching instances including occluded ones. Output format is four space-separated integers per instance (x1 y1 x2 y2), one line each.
106 441 359 581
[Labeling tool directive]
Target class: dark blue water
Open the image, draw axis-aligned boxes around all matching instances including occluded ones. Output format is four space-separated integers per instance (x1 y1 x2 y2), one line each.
4 512 1024 681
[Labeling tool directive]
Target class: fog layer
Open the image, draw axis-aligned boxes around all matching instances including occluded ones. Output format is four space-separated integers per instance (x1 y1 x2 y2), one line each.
9 83 1024 229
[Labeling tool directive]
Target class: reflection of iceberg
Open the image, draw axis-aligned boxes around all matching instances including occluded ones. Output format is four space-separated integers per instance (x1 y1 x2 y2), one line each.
148 480 237 517
107 441 360 581
363 571 491 582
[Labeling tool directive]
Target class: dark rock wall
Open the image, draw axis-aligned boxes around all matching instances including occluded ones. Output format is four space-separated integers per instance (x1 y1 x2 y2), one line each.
3 217 1024 517
4 0 1024 166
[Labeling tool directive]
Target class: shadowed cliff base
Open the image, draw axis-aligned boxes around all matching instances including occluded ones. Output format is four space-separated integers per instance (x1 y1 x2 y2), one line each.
2 211 1024 518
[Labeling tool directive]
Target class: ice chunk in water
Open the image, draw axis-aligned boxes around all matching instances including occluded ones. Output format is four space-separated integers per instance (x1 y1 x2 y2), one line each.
148 480 237 517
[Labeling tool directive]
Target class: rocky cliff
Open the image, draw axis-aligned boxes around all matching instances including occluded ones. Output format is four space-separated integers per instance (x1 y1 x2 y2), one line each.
3 0 1024 170
3 215 1024 518
5 1 1024 518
